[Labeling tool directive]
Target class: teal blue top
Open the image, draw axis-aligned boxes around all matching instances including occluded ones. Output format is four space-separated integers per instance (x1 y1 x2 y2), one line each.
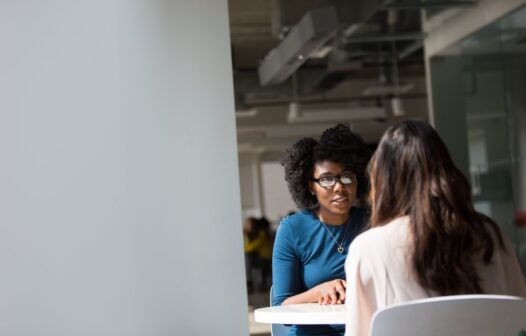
272 208 367 336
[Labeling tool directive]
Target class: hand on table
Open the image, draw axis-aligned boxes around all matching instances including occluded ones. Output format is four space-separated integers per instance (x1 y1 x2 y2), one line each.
315 279 346 305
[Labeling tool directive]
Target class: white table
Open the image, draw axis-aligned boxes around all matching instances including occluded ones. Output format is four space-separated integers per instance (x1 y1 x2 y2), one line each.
254 303 346 325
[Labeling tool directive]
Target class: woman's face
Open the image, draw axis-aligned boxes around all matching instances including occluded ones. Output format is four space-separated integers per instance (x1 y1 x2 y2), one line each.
243 218 254 234
310 161 357 221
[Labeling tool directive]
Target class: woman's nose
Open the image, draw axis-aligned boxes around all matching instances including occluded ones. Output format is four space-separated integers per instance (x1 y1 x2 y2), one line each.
332 179 344 191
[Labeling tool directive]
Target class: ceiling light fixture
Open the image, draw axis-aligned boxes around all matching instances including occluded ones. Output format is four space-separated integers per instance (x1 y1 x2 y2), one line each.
235 109 258 118
287 102 386 124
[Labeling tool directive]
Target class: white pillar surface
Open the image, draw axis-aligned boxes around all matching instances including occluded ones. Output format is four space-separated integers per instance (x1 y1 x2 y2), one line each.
0 1 248 335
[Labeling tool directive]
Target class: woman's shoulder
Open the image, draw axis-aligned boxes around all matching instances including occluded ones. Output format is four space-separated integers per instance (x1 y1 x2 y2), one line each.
346 217 411 277
350 216 410 251
279 209 315 225
277 210 316 235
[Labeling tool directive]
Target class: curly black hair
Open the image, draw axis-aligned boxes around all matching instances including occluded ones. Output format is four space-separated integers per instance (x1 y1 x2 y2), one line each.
280 123 371 210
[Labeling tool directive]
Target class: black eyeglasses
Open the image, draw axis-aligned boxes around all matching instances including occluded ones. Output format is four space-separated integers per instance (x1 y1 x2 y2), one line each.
311 173 356 188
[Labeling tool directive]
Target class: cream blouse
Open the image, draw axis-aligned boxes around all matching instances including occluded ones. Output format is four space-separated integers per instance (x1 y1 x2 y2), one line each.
344 216 526 336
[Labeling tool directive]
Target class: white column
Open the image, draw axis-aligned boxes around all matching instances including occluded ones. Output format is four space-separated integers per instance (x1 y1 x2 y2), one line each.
0 1 248 335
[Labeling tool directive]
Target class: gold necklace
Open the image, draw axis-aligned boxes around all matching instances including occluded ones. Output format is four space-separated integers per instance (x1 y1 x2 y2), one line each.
320 218 351 254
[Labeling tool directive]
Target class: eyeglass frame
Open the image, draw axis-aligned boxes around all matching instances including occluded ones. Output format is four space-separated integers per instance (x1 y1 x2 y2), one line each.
310 172 357 189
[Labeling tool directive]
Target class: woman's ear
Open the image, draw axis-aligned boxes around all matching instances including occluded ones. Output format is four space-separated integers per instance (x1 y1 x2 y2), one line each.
309 182 315 195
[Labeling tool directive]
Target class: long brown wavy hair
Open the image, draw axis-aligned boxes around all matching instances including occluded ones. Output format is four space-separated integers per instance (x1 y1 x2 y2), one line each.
368 120 504 295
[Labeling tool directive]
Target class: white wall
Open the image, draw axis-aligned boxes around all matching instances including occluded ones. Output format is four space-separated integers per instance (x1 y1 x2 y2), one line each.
0 1 248 335
238 156 297 226
261 162 297 224
239 153 264 219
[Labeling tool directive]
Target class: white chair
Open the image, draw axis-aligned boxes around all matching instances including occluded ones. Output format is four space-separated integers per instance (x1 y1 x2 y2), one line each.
370 295 526 336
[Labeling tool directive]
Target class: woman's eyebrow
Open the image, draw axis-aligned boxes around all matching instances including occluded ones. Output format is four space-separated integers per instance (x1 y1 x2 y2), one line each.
317 170 351 177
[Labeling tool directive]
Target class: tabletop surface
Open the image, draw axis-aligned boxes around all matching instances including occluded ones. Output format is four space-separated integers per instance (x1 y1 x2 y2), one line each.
254 303 346 325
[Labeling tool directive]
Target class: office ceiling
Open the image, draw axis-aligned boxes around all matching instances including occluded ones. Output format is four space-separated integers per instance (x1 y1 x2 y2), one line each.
228 0 477 159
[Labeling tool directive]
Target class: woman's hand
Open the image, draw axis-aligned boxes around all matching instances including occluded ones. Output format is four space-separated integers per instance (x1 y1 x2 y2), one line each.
315 279 346 305
280 279 347 305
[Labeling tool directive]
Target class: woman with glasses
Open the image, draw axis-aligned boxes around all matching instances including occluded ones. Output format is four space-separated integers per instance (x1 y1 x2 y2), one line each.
273 123 371 336
344 120 526 336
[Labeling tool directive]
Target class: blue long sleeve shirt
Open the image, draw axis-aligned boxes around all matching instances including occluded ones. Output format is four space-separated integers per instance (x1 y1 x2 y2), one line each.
272 208 367 336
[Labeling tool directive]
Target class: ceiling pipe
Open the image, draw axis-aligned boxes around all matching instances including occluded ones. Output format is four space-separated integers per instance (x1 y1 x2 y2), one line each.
341 32 424 44
258 7 338 86
382 0 477 10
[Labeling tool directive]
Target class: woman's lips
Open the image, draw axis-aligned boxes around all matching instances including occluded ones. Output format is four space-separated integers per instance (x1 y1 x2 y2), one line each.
331 197 348 204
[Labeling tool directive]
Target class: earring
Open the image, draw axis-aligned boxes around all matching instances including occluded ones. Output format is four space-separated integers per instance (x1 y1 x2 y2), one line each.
310 190 315 195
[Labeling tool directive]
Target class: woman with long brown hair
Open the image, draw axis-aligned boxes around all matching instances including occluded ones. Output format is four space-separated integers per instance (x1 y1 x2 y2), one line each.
344 120 525 336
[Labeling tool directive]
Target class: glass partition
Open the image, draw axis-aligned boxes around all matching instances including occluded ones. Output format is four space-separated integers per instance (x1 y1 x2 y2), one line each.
430 5 526 274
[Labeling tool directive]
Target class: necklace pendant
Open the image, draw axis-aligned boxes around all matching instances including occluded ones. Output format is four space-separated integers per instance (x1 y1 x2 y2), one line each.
337 246 344 254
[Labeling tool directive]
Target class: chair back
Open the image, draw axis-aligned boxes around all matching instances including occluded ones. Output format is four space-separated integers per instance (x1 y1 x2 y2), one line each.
370 294 526 336
270 286 289 336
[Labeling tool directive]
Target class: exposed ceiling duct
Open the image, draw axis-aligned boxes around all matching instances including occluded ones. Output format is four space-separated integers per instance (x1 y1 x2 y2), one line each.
271 0 383 37
258 6 338 86
259 0 427 88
